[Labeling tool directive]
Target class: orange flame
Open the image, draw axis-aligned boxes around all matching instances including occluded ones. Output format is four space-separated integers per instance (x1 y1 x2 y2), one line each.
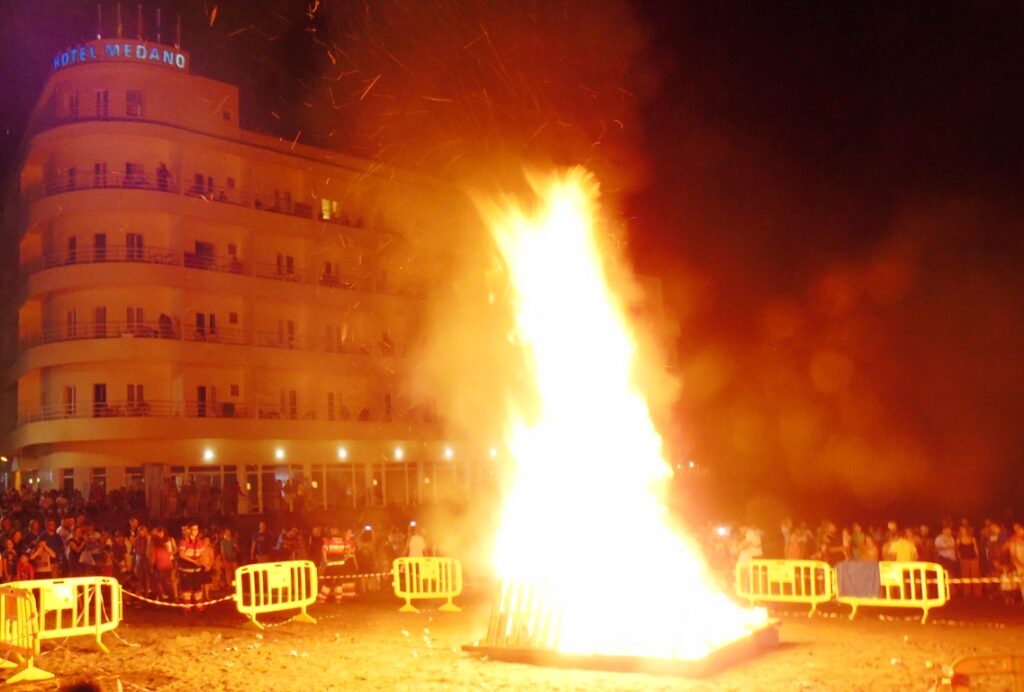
481 168 767 659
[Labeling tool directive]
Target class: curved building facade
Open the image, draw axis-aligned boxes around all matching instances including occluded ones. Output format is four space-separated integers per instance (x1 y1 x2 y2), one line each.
2 36 476 516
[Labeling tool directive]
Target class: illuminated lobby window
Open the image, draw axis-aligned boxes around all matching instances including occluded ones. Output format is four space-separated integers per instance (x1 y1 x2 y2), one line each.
91 467 107 491
67 92 78 118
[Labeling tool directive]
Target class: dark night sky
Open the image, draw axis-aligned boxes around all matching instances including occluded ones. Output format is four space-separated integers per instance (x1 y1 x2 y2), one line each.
1 1 1021 521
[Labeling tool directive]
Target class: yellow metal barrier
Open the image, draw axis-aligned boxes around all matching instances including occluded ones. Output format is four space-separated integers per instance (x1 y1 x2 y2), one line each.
6 576 122 653
392 557 462 613
734 559 837 616
837 561 949 624
0 586 53 684
235 560 317 630
934 654 1024 691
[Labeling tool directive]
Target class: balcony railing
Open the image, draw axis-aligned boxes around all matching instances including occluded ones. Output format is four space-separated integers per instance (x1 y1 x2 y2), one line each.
19 243 410 296
26 167 319 221
22 244 179 273
20 319 391 357
20 320 180 348
17 398 430 426
19 399 180 423
26 170 180 203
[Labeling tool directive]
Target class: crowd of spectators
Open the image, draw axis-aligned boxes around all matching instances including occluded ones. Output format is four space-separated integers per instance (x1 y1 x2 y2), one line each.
705 517 1024 604
0 485 430 610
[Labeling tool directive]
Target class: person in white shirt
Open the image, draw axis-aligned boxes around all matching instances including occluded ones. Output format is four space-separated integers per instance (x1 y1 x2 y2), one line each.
934 526 958 575
406 527 427 558
735 527 763 565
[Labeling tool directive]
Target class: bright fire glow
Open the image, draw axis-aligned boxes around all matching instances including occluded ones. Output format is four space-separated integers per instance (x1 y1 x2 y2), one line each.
483 168 767 660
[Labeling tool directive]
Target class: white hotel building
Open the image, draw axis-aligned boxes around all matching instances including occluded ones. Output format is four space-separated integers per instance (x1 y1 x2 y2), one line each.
1 34 478 516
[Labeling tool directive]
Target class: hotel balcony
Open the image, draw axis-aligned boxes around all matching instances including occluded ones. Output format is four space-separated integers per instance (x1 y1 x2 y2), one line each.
13 320 397 378
20 243 415 300
24 164 367 228
11 398 438 449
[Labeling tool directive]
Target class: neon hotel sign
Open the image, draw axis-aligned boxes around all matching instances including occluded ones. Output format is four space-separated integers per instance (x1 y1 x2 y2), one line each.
52 40 189 72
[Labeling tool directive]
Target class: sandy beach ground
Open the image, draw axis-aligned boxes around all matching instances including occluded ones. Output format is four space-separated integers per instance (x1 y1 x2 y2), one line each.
7 586 1024 691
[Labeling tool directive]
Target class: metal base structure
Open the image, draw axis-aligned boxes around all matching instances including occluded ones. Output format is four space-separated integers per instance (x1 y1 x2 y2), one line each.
464 621 780 678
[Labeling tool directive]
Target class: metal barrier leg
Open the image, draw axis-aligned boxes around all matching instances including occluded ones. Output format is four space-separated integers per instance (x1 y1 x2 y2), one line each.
0 659 16 670
808 603 817 618
399 599 419 613
439 597 461 613
920 607 930 625
847 603 859 621
293 606 316 625
6 657 54 683
94 635 110 654
243 615 264 631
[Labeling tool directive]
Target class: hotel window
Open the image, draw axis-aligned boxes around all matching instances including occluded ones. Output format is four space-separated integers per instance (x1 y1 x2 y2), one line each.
325 324 343 351
65 310 77 338
276 254 295 276
67 236 77 264
127 232 143 260
228 312 238 325
67 92 79 118
92 383 107 416
95 89 108 118
124 162 144 186
62 385 77 416
127 384 145 409
321 199 339 221
91 467 107 491
226 177 235 189
94 306 107 337
195 312 218 339
126 306 143 331
93 233 107 261
126 90 143 118
66 166 77 190
279 319 296 347
93 162 107 187
230 384 240 397
62 468 75 494
281 389 298 419
126 466 143 487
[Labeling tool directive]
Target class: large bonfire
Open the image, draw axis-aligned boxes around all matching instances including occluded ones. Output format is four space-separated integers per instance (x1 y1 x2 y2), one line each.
480 167 767 660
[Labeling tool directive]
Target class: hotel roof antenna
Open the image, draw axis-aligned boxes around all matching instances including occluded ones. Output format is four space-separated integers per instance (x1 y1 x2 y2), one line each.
175 14 181 49
116 3 123 39
96 3 102 40
156 8 161 44
136 3 143 41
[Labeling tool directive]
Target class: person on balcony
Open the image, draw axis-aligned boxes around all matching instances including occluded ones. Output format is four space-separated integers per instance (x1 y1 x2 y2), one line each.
156 162 170 191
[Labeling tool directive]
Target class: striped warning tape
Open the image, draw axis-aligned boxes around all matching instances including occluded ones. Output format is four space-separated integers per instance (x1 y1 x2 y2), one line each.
318 571 391 581
947 575 1022 584
123 590 236 608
